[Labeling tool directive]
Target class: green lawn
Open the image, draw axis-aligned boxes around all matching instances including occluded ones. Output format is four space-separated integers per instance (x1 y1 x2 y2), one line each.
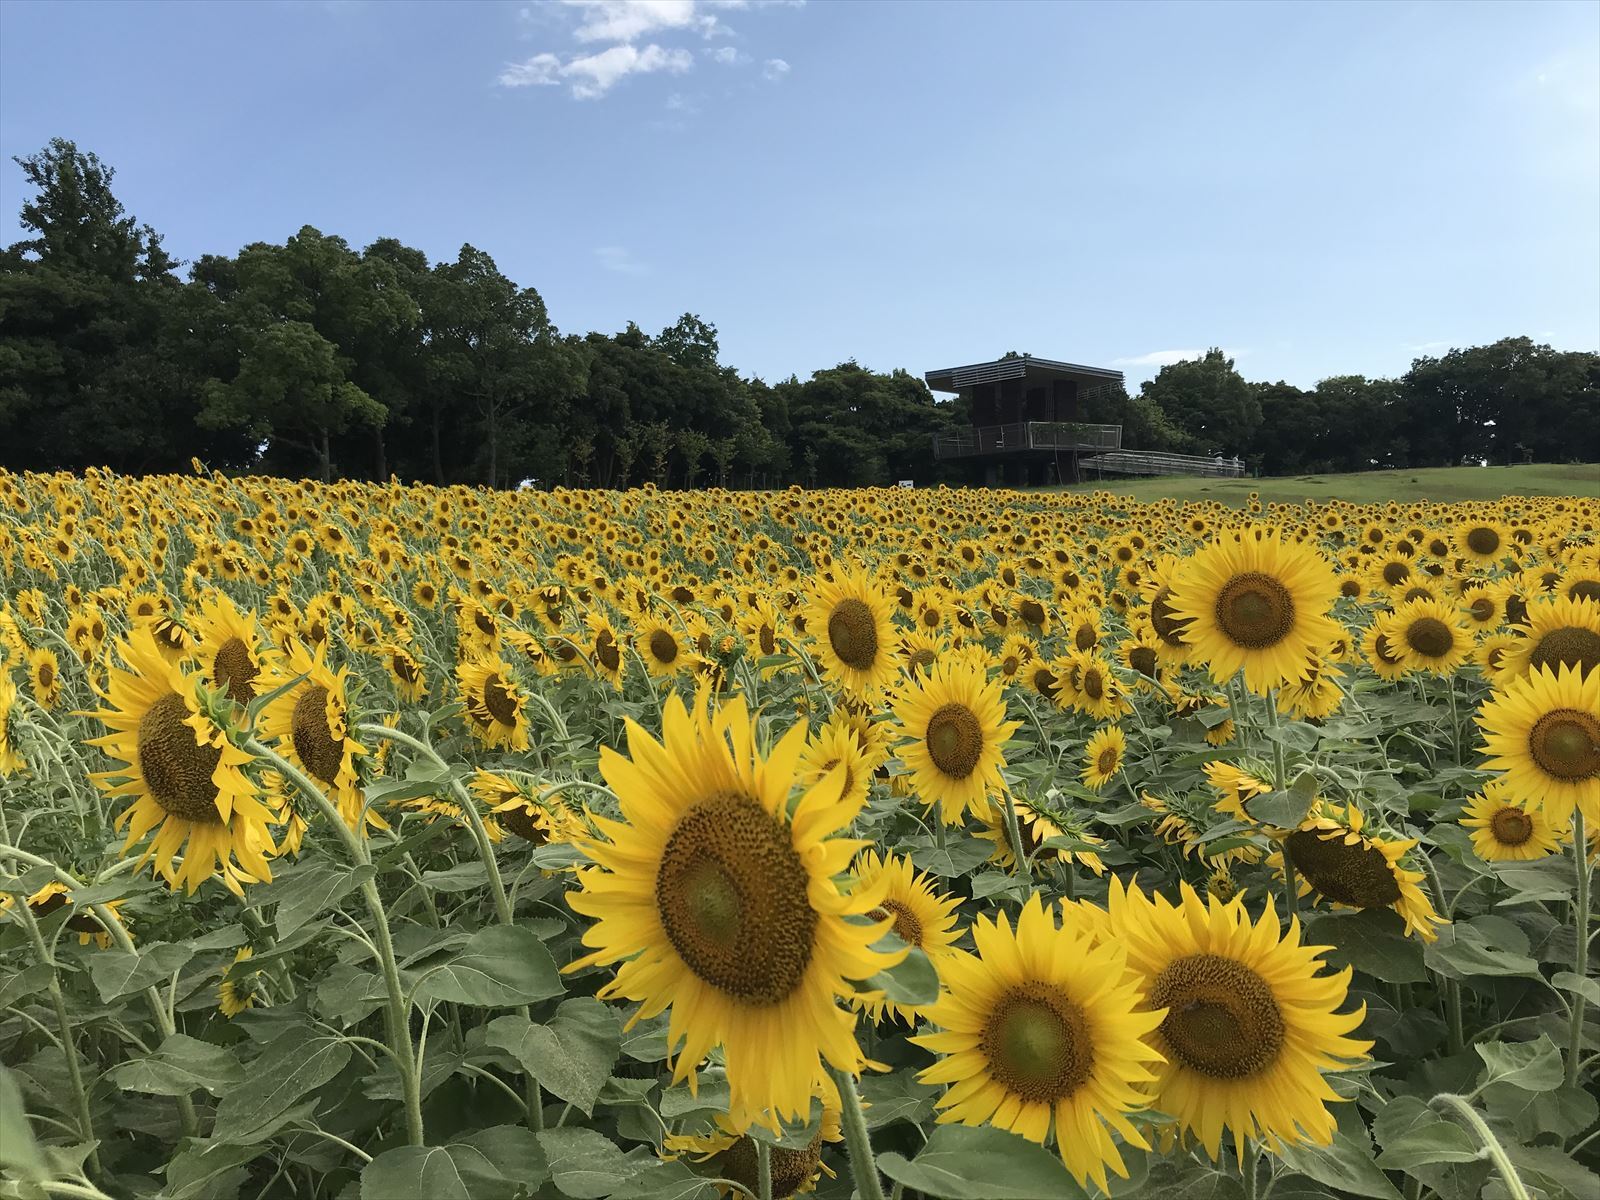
1053 462 1600 506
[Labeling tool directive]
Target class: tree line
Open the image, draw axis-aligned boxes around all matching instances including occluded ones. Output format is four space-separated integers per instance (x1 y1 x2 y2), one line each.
2 139 1595 488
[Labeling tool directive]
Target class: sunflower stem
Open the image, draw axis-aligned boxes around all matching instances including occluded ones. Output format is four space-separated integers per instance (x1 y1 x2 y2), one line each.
829 1066 886 1200
1000 789 1029 878
1445 678 1461 767
1567 807 1590 1089
1239 1142 1260 1200
1421 854 1465 1055
12 899 101 1180
246 738 425 1147
756 1138 773 1200
1430 1093 1532 1200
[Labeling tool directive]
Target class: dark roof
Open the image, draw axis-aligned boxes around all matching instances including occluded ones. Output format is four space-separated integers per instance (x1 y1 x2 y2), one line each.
924 355 1124 394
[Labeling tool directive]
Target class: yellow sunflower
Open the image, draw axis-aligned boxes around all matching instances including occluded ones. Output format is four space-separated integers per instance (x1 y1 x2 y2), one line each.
586 612 625 689
1081 725 1126 791
801 569 899 699
1279 804 1442 941
219 947 260 1018
1168 528 1339 694
977 795 1108 874
190 589 270 707
912 893 1164 1191
849 850 963 1023
664 1091 842 1199
1455 519 1512 566
1360 621 1411 682
634 615 690 679
1 882 127 949
1477 663 1600 823
1499 595 1600 680
1460 779 1568 862
797 718 872 810
1203 760 1275 824
565 694 900 1128
890 658 1019 825
26 646 61 710
87 627 275 896
457 655 531 751
258 641 378 832
471 770 580 846
1377 597 1472 676
1109 878 1371 1162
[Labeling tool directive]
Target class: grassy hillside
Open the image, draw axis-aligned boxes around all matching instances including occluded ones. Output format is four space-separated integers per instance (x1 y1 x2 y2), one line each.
1055 462 1600 506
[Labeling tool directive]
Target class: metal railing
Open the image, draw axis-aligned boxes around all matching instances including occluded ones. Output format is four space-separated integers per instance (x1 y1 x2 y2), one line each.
1078 450 1246 478
932 421 1122 460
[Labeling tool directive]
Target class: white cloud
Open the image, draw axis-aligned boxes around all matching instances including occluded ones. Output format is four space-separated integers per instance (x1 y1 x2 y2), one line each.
1111 348 1246 368
709 45 742 64
596 246 647 274
566 0 720 44
762 57 790 81
501 42 691 98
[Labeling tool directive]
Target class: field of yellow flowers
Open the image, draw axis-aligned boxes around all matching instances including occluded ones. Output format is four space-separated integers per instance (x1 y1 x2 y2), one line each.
1 466 1598 1200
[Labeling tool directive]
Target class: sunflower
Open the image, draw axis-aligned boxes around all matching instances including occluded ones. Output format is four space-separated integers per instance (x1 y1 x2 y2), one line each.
801 570 899 700
258 641 378 832
1081 725 1126 792
1203 760 1275 824
1455 519 1512 566
380 643 428 702
1377 597 1472 676
457 655 531 752
664 1093 843 1199
1108 879 1371 1162
912 893 1164 1191
635 615 690 679
977 794 1107 874
993 633 1035 682
1 882 126 949
87 627 276 896
849 850 963 1023
190 590 270 707
797 718 872 810
1168 528 1339 694
1477 663 1600 823
565 694 900 1127
219 947 260 1018
891 658 1019 825
1460 779 1568 862
586 612 626 689
1499 595 1600 680
1059 649 1129 721
1360 622 1410 682
471 770 580 846
1280 804 1442 941
26 647 61 710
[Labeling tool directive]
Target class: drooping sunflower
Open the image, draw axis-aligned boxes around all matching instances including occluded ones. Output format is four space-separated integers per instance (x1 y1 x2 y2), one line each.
977 794 1107 874
1 882 127 949
566 694 901 1128
801 570 899 700
258 640 378 832
849 849 963 1023
1499 595 1600 681
457 654 531 751
87 627 276 896
1167 528 1339 694
585 611 626 689
0 672 29 776
1080 725 1126 791
190 589 270 708
891 658 1019 825
1279 804 1442 941
912 893 1164 1191
380 643 428 702
1477 663 1600 823
1460 779 1568 862
1108 878 1371 1163
219 947 260 1018
26 646 61 710
664 1090 843 1199
1203 760 1275 824
471 770 580 846
1377 597 1472 676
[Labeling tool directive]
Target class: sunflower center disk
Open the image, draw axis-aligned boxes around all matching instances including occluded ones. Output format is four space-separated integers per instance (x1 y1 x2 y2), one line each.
870 899 924 947
1470 598 1495 622
291 685 345 785
1130 647 1158 677
1097 747 1120 775
212 636 259 705
1382 562 1409 586
482 676 520 726
1150 587 1188 647
1405 618 1454 659
1082 669 1105 701
1530 710 1600 781
827 599 879 670
648 630 678 664
1019 599 1046 627
980 981 1094 1103
137 692 225 824
656 794 817 1006
1151 953 1285 1080
1214 572 1296 649
1465 527 1501 556
500 805 546 844
926 703 984 779
1489 807 1535 846
594 632 622 673
1529 627 1600 677
1572 581 1600 603
1285 829 1403 907
724 1134 822 1200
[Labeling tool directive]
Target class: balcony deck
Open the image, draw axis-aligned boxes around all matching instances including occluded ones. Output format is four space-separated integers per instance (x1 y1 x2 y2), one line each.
932 421 1122 461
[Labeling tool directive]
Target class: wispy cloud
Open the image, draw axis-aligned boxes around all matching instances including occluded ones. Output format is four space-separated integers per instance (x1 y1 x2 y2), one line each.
1111 348 1235 368
498 0 800 101
596 246 647 274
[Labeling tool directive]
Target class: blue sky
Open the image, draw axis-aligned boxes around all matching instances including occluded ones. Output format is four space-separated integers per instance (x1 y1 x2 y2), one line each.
1 0 1596 388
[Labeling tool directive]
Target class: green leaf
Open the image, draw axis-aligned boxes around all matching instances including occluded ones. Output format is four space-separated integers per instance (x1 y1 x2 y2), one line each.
1246 771 1318 829
213 1032 352 1144
410 924 565 1009
1474 1035 1563 1093
908 836 992 878
0 963 56 1009
456 1125 550 1190
1264 722 1321 752
860 944 939 1007
1426 920 1541 980
1372 1096 1481 1171
88 940 196 1002
159 1141 263 1200
1482 1082 1598 1142
608 1162 719 1200
1553 970 1600 1007
860 1068 939 1130
1305 909 1428 983
1501 1142 1600 1200
269 861 373 938
536 1128 646 1198
877 1125 1089 1199
0 1064 47 1180
485 998 622 1115
1274 1106 1401 1200
360 1145 508 1200
109 1033 245 1097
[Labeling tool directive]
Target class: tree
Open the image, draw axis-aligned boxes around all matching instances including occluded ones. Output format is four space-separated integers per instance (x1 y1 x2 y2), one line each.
1140 350 1260 457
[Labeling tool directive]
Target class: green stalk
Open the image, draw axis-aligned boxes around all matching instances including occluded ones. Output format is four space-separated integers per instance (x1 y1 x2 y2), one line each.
1422 855 1465 1055
1264 690 1298 919
12 900 101 1179
1000 789 1030 878
247 739 425 1147
756 1138 773 1200
829 1067 886 1200
1431 1093 1530 1200
1567 807 1590 1088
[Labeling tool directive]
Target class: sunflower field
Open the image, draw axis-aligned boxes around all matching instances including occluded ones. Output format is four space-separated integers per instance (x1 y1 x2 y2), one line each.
1 467 1598 1200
